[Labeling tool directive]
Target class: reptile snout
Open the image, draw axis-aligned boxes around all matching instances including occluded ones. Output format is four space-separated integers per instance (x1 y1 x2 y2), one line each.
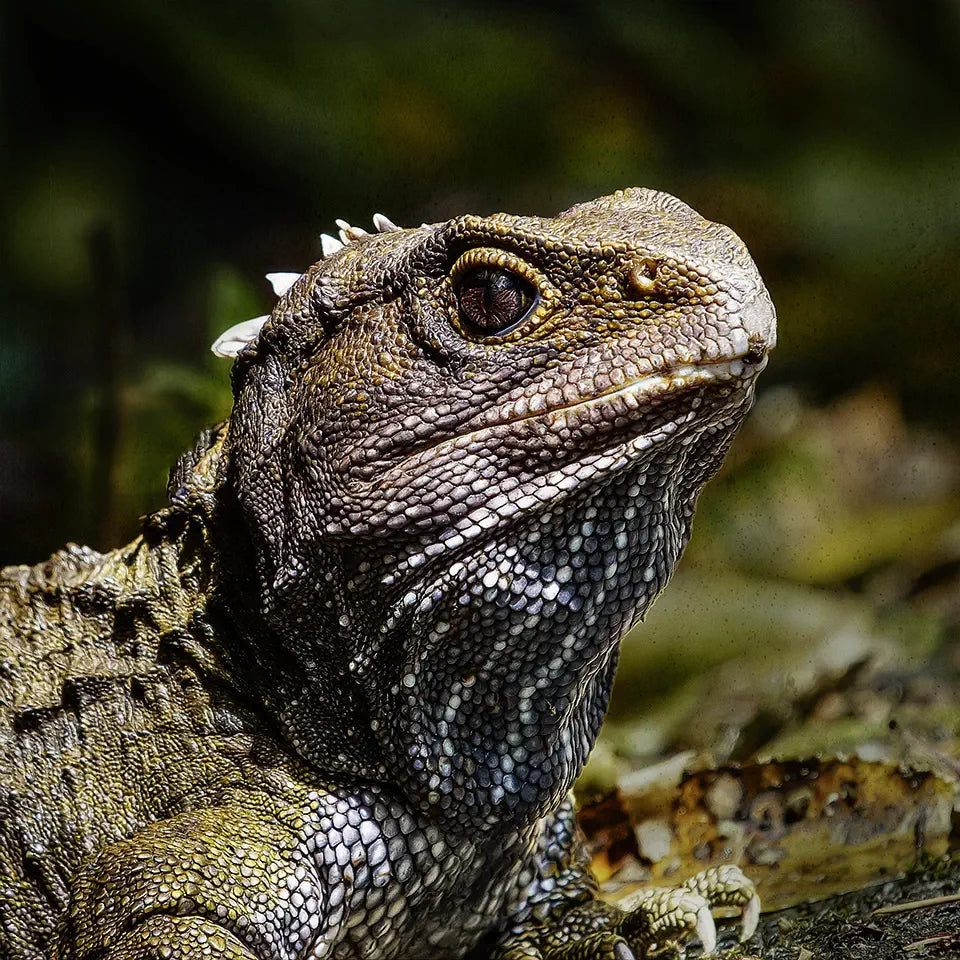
738 286 777 355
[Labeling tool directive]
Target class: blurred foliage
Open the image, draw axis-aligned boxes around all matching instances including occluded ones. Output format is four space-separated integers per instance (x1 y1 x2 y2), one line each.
1 0 959 567
586 386 960 794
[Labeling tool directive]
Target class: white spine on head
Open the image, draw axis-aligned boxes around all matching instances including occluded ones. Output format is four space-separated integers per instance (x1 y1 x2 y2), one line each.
211 316 269 358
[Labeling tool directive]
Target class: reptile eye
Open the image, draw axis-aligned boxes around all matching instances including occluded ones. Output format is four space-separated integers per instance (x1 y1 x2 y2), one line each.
454 268 537 336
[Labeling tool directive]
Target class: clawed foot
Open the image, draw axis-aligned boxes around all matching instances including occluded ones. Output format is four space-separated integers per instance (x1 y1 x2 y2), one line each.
615 864 760 957
493 865 759 960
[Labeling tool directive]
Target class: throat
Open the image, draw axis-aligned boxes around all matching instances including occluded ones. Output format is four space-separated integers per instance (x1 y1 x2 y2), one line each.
373 473 678 833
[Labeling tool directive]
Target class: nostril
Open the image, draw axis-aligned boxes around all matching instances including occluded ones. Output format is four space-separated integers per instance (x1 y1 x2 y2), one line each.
746 333 768 364
628 257 659 296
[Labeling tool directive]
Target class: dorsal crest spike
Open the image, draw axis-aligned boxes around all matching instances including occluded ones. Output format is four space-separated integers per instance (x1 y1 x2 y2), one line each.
372 213 399 233
335 218 369 243
265 272 300 296
210 316 269 359
321 234 345 257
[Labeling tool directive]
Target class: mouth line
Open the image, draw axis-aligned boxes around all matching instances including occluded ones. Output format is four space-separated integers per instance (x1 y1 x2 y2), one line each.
392 355 764 476
534 355 762 424
379 358 760 582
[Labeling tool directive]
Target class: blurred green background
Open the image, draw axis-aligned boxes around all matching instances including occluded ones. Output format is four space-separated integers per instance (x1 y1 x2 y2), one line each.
0 0 958 563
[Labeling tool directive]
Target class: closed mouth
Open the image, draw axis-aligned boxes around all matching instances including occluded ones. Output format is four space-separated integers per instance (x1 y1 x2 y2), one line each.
392 355 765 477
537 356 762 427
374 353 764 577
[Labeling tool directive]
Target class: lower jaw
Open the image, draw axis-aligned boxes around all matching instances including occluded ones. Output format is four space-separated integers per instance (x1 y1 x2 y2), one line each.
382 376 755 586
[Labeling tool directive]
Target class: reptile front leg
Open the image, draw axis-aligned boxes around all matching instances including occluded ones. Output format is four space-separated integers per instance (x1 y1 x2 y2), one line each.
56 805 321 959
491 800 759 959
89 917 259 959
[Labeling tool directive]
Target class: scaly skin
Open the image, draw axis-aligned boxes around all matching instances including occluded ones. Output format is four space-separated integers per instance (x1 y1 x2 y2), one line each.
0 189 775 959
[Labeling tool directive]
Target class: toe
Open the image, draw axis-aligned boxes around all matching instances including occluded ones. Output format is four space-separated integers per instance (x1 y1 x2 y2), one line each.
683 865 756 908
740 893 760 942
618 887 715 954
695 903 717 955
681 865 761 948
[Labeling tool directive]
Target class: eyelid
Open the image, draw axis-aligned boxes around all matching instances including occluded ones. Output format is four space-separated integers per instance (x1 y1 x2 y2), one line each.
450 247 547 295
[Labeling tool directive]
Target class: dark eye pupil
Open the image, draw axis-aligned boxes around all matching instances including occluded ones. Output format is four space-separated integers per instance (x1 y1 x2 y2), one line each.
456 268 535 335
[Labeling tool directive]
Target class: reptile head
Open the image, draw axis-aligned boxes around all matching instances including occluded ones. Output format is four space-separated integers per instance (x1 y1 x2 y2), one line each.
225 187 775 829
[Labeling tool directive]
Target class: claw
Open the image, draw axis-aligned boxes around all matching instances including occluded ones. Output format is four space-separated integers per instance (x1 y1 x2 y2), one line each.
740 893 760 942
613 943 636 960
695 905 716 955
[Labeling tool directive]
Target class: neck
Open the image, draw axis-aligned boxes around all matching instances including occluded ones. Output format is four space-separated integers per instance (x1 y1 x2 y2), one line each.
185 428 689 840
365 472 680 834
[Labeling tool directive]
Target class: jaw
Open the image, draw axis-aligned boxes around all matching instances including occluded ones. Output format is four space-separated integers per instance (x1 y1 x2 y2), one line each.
369 381 757 832
374 368 762 587
220 368 758 809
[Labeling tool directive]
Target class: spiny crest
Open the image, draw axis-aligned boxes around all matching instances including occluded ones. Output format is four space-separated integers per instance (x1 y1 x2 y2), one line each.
211 213 402 358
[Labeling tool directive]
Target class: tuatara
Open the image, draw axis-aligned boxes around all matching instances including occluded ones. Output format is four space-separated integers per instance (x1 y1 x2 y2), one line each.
0 189 776 959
